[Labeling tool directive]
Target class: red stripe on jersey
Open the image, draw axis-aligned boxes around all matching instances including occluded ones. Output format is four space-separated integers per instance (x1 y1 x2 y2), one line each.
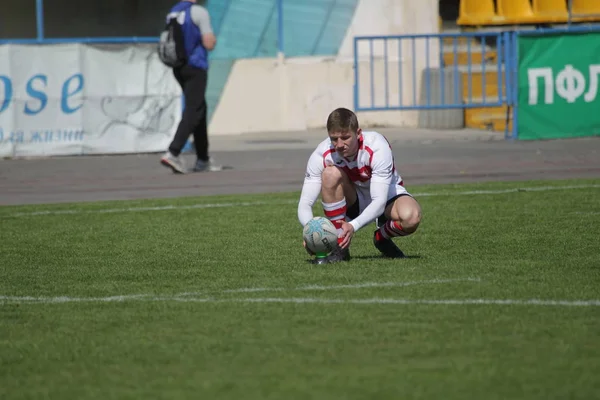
364 146 374 164
342 165 372 182
322 148 334 167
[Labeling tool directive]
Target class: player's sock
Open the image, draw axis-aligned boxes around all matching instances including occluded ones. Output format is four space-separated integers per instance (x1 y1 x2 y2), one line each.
376 220 409 241
322 199 346 245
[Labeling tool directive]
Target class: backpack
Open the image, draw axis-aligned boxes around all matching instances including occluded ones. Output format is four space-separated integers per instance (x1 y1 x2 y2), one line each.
158 11 187 68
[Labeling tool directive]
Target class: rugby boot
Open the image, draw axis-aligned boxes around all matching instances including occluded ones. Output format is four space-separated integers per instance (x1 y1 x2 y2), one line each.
373 230 405 258
311 246 350 264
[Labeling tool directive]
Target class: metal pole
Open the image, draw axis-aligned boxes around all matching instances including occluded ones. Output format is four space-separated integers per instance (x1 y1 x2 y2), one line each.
567 0 573 26
353 37 359 110
36 0 44 41
277 0 284 61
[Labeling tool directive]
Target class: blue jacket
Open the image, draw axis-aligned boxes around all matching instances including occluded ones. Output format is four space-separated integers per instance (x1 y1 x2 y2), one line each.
170 1 209 70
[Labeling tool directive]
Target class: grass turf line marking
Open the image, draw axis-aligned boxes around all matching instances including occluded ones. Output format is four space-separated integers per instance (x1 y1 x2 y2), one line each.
0 278 481 304
416 184 600 197
3 184 599 218
4 201 274 217
230 298 600 306
1 296 599 307
176 278 482 296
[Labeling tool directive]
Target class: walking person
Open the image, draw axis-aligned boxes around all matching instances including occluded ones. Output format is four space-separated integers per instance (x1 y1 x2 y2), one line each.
159 0 221 174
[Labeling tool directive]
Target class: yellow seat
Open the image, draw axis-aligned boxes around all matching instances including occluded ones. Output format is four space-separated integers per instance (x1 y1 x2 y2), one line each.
570 0 600 22
497 0 544 24
532 0 569 23
457 0 505 26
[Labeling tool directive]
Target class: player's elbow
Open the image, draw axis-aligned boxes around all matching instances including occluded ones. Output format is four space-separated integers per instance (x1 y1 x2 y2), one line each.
202 33 217 51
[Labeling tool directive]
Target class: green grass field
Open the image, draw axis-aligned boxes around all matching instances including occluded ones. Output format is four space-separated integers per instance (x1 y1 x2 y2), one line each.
1 178 599 400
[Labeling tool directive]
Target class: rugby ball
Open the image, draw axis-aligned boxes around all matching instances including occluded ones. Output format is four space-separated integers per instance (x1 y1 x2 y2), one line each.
303 217 338 255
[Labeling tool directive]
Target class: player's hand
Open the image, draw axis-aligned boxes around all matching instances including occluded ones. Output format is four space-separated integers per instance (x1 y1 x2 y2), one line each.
303 240 315 256
337 221 355 249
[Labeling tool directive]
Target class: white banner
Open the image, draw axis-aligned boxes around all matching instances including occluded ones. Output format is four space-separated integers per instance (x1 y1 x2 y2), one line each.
0 43 181 158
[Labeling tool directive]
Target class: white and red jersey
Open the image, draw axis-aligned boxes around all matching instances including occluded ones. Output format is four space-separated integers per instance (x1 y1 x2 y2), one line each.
298 130 409 232
306 130 403 189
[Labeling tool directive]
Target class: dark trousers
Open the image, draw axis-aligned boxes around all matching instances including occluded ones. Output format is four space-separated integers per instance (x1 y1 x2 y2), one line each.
169 64 209 161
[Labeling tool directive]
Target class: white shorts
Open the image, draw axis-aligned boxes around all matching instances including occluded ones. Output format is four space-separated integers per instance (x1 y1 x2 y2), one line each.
349 183 411 219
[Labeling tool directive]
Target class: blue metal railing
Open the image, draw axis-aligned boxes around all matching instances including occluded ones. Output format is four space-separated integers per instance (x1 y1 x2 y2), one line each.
36 0 44 41
353 25 600 140
353 31 515 138
353 31 509 112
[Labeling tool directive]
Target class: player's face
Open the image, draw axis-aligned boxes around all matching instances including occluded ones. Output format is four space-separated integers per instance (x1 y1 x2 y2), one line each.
329 129 361 158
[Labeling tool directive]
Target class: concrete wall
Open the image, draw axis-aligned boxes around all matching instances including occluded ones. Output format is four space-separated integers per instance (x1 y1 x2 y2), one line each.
210 0 440 135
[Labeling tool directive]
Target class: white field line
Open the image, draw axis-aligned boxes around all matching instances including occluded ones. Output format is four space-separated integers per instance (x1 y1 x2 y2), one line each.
0 278 479 304
416 184 600 196
1 295 599 307
233 298 600 306
4 201 276 217
3 184 599 218
176 278 481 296
2 277 600 307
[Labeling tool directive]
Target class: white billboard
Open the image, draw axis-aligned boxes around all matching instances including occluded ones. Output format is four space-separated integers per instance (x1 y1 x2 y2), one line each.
0 43 181 158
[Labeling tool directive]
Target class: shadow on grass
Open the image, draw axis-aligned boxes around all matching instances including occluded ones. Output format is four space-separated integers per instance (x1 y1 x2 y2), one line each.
305 254 422 264
352 255 423 261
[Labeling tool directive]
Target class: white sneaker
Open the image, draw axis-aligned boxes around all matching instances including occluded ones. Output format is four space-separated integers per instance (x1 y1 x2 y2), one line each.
193 157 223 172
160 151 186 174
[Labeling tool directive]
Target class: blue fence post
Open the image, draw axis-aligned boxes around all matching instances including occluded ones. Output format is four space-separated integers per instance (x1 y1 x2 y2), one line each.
36 0 45 41
353 37 359 110
495 33 503 104
367 39 374 108
502 31 511 140
277 0 284 60
511 31 519 140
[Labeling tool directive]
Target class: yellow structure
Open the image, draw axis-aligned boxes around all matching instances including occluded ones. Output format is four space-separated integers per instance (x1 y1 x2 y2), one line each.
457 0 503 26
442 36 511 132
570 0 600 22
451 0 600 131
458 0 600 26
532 0 569 23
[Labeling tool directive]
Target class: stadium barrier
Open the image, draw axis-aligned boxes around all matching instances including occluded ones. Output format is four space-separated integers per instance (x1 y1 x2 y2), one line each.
353 25 600 140
0 39 181 158
353 31 514 136
1 0 363 157
515 26 600 139
0 0 290 158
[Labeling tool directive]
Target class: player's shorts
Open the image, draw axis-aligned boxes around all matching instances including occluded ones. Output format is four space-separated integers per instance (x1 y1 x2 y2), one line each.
347 183 412 225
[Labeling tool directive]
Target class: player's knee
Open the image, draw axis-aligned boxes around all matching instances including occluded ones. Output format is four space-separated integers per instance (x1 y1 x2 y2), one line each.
321 166 344 189
399 206 421 233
